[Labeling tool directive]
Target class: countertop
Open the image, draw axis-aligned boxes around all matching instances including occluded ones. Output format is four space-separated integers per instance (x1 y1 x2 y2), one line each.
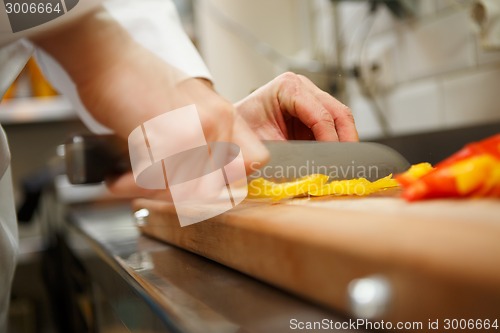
66 201 362 333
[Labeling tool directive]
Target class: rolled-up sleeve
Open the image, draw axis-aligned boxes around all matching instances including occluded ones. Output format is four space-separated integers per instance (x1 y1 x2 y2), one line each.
36 0 211 133
103 0 211 80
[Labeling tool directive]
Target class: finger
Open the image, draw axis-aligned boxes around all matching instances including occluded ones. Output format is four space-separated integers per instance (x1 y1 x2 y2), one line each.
293 96 339 141
298 75 359 142
288 119 315 140
276 76 339 141
318 94 358 142
232 114 270 174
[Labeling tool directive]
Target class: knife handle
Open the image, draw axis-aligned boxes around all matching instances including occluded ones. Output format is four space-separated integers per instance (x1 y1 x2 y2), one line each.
64 134 130 184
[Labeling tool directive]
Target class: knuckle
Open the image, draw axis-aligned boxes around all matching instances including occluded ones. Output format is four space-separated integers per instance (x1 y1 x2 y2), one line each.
319 108 335 124
278 72 301 88
296 74 313 85
280 71 299 81
276 72 302 101
296 74 308 81
342 106 356 122
317 90 333 100
342 105 353 116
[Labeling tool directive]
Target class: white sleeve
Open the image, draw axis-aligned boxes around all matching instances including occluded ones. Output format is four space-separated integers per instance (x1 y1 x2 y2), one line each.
36 0 212 134
103 0 211 80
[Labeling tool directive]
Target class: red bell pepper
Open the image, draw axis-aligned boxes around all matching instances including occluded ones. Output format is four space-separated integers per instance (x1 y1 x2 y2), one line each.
435 134 500 168
397 134 500 201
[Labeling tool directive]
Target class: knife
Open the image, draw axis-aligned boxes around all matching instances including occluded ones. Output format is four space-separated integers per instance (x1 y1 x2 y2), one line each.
63 134 409 184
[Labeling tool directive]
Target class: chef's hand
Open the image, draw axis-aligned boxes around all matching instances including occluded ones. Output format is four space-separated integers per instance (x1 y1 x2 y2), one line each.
235 72 358 142
32 7 268 198
33 7 358 200
99 77 271 199
107 73 360 199
32 7 268 161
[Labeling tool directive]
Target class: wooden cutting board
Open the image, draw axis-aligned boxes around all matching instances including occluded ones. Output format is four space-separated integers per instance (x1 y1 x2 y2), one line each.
133 190 500 326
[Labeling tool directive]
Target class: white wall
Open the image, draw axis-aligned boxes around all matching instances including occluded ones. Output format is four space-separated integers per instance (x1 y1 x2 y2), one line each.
195 0 500 139
195 0 309 102
342 0 500 139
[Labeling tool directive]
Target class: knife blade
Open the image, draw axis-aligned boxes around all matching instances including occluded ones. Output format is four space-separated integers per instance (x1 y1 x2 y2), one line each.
260 141 409 182
64 135 409 184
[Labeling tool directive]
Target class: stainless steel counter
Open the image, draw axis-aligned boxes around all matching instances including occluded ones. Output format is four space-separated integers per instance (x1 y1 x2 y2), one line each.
66 201 363 333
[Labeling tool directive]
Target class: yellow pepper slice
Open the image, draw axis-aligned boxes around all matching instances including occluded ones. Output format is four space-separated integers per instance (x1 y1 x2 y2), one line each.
371 174 400 189
309 178 372 196
248 174 329 200
308 174 399 197
396 162 434 187
248 174 399 200
452 154 500 195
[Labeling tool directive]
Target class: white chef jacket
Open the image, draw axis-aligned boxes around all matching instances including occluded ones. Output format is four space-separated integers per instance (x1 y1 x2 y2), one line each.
0 1 211 330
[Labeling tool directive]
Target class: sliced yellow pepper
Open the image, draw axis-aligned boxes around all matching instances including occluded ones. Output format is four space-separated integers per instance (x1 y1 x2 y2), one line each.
395 162 434 187
309 178 372 196
396 134 500 201
398 155 500 201
308 174 399 197
248 174 329 200
248 174 399 200
452 154 500 195
371 174 400 189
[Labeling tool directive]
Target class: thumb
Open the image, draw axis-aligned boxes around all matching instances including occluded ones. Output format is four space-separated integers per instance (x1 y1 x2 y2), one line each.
232 114 270 175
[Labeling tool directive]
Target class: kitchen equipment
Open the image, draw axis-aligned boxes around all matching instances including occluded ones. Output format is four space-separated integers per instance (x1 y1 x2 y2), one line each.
134 192 500 327
63 134 500 325
63 134 410 184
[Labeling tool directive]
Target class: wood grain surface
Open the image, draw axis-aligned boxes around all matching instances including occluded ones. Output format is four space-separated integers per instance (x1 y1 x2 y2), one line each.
133 190 500 327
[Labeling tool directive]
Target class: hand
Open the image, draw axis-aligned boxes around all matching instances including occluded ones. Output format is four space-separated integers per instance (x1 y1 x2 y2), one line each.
33 8 269 199
235 72 358 142
102 81 271 198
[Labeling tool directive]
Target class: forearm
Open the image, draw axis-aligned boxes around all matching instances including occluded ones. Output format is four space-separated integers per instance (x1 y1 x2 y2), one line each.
31 7 216 138
32 8 132 88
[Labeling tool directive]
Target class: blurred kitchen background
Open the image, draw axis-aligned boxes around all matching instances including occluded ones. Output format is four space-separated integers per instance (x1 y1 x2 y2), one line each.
2 0 500 332
190 0 500 138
